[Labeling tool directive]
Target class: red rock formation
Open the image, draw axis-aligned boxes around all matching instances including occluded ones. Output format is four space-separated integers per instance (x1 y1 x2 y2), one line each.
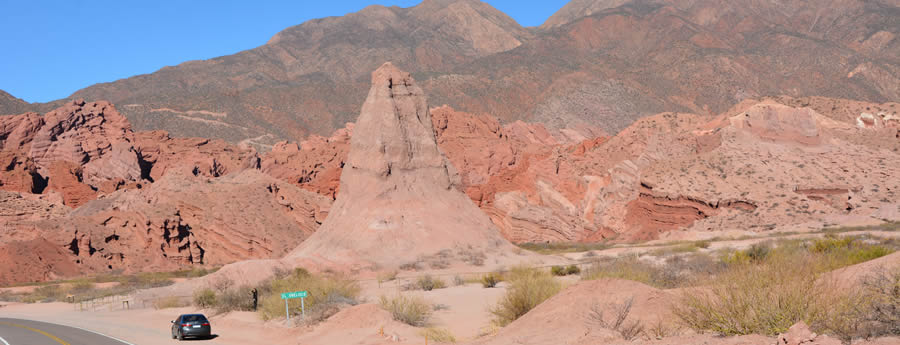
259 124 352 199
44 161 97 208
0 170 330 285
0 152 43 194
0 100 142 203
134 130 260 182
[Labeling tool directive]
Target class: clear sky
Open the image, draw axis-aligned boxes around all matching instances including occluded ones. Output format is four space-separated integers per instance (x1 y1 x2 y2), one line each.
0 0 569 103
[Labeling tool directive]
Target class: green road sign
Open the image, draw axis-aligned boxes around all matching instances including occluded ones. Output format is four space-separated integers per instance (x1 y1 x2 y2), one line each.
281 291 308 299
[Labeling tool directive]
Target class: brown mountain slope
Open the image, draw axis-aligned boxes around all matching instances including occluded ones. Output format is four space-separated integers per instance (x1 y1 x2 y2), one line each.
0 90 30 116
16 0 898 145
62 0 530 145
425 0 900 134
541 0 631 28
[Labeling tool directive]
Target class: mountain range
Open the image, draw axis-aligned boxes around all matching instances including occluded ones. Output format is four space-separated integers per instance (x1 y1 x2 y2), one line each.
2 0 898 147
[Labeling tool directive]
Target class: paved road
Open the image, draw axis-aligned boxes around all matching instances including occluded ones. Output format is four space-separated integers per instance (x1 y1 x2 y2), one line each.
0 318 133 345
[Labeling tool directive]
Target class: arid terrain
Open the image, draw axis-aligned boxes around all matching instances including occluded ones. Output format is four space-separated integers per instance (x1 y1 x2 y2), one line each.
1 0 899 344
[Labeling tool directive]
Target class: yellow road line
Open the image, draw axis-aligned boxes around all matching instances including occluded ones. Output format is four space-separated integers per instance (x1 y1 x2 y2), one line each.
0 322 71 345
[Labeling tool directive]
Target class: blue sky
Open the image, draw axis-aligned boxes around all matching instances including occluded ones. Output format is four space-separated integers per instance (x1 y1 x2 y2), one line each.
0 0 568 103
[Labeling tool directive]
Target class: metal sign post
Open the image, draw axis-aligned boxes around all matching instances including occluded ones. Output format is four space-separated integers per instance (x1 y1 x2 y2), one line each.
280 291 308 322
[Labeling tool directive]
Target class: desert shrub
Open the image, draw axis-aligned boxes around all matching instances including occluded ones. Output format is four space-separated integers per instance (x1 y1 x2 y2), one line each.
380 294 433 327
458 248 486 266
517 242 611 254
675 253 830 336
400 260 423 271
259 268 360 320
0 290 20 302
582 255 683 288
551 266 567 276
808 236 892 270
810 236 855 253
429 251 451 269
68 280 95 294
694 240 711 249
420 327 457 343
22 285 67 303
409 275 447 291
552 265 582 276
209 276 233 293
723 243 771 265
153 296 188 309
377 270 398 284
302 292 359 325
821 268 900 341
588 297 647 340
490 267 561 326
131 272 176 289
862 268 900 336
481 272 502 288
193 288 217 308
453 275 465 286
214 287 254 313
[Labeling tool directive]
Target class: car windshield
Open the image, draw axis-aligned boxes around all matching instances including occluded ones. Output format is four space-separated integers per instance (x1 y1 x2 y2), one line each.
182 315 207 322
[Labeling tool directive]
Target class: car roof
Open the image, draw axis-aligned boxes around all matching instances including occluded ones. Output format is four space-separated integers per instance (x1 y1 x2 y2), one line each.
179 314 207 318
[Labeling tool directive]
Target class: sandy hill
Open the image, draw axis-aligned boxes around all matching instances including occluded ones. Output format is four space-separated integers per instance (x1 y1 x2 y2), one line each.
285 63 519 271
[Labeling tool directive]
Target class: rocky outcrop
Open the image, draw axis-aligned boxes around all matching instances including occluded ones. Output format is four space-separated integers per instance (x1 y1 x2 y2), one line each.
624 188 757 240
729 102 825 145
260 124 352 199
28 100 138 179
0 100 143 206
134 130 260 182
286 63 516 270
0 170 330 285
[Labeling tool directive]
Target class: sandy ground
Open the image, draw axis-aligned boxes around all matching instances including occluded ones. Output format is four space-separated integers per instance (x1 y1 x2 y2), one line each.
2 229 897 345
0 278 512 345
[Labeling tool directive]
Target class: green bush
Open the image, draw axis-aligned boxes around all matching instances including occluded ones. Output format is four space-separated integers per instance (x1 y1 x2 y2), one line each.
259 268 360 320
380 294 432 327
193 288 217 308
490 267 561 326
551 266 567 276
552 265 581 276
481 272 502 288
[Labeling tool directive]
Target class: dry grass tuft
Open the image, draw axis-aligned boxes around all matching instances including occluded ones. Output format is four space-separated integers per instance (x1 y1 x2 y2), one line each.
380 294 433 327
490 266 561 326
420 327 457 343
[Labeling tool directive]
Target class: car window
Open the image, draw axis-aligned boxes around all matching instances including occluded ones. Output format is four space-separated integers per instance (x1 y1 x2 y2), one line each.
183 315 207 322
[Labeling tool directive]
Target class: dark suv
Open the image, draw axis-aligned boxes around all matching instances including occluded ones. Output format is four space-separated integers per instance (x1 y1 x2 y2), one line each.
171 313 211 340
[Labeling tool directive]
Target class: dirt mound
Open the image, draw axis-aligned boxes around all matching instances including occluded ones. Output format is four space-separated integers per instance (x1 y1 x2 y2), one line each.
285 63 517 271
296 303 420 344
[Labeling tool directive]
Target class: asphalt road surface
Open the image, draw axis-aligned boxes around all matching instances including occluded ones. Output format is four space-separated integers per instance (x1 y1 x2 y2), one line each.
0 318 133 345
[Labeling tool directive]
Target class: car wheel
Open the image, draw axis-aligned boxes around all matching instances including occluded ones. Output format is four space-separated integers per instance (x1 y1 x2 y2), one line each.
171 331 176 339
177 330 184 341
